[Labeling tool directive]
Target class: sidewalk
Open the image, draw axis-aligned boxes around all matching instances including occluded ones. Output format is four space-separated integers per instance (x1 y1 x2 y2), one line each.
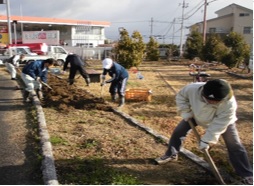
0 66 42 184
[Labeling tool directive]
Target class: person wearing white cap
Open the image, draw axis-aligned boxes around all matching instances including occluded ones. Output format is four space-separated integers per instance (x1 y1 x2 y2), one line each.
155 79 253 184
101 56 129 107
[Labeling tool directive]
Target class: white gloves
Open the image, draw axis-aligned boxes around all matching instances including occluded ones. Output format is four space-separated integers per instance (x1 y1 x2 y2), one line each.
100 81 106 86
199 140 209 150
35 77 40 82
101 75 106 86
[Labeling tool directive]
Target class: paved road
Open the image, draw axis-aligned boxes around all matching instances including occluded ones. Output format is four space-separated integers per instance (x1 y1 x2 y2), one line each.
0 66 42 184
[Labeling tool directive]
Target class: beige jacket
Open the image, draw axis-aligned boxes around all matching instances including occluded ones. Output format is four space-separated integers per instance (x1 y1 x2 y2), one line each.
176 82 238 144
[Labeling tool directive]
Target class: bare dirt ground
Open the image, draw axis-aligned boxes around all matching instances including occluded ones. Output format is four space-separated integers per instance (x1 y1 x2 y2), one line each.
41 60 253 185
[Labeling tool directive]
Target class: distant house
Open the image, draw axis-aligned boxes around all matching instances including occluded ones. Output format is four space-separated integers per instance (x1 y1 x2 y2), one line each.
189 4 253 46
0 15 110 47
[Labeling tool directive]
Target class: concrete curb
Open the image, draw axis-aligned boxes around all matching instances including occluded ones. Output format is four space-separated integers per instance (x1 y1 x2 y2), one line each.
112 108 210 170
112 108 235 183
31 92 59 185
226 71 253 79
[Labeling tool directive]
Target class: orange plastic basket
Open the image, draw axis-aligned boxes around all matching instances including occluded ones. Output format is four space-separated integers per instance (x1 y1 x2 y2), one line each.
125 89 152 102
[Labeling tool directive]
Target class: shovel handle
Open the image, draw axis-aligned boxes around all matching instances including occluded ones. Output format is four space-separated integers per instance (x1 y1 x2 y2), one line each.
39 80 53 90
16 67 21 73
188 119 226 185
100 84 105 98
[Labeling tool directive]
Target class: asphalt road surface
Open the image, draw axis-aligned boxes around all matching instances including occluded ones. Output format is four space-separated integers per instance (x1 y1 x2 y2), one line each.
0 66 42 184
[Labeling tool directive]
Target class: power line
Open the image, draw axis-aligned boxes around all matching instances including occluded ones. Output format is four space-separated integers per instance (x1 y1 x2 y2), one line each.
184 0 204 17
184 2 204 20
111 20 148 23
184 0 219 20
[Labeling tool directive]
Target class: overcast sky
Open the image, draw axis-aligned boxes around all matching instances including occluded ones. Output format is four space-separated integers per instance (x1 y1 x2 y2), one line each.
0 0 252 44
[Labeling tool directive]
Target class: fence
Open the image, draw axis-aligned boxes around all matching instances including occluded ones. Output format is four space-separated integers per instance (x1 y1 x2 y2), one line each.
63 46 113 60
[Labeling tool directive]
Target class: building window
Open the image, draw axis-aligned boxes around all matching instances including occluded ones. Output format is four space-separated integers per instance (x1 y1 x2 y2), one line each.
75 26 101 35
75 25 91 34
209 28 216 33
243 27 252 34
239 13 250 17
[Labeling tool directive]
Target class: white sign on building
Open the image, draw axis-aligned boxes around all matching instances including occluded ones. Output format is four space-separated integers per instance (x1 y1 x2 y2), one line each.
22 30 60 45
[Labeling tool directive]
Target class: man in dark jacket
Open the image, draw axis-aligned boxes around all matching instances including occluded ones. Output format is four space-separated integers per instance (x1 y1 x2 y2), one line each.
101 56 129 107
21 58 54 102
63 54 90 86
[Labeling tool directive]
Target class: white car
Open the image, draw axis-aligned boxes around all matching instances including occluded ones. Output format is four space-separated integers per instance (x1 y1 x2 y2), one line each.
5 46 38 56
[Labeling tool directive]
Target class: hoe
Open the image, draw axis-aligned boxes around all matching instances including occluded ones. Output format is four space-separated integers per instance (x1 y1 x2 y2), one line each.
188 119 226 185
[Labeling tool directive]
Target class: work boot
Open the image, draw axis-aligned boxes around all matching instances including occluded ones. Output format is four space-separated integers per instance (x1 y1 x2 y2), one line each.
155 154 178 165
118 95 125 107
111 94 117 102
36 89 43 100
69 79 74 85
85 77 90 86
23 90 32 103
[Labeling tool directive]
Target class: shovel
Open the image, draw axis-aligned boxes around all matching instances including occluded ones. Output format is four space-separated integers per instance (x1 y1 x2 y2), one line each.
100 83 105 98
39 80 53 90
188 119 226 185
50 73 63 79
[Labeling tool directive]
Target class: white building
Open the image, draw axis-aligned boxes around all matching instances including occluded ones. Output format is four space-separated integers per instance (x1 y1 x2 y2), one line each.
0 14 110 47
190 4 253 46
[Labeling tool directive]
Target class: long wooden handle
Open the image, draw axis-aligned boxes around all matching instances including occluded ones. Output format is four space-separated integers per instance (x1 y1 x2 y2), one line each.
100 84 104 98
40 80 53 90
188 120 226 185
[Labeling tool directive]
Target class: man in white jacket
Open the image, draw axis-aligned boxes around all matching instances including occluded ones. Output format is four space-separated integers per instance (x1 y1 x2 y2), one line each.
155 79 253 184
5 54 25 80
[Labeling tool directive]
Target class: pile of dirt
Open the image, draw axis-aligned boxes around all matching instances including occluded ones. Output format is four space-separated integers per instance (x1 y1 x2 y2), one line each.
42 75 112 112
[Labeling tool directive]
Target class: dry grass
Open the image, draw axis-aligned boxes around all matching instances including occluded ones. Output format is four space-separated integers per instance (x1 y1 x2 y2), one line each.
42 60 253 184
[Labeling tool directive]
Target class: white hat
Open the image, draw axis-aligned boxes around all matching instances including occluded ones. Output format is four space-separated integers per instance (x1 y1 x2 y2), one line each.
102 58 113 69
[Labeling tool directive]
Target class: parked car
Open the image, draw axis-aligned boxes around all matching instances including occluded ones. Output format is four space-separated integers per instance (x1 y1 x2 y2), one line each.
4 46 38 56
1 45 69 65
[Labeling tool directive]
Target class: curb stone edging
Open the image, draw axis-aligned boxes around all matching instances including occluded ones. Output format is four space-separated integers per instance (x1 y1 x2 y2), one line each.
31 92 59 185
112 108 235 183
112 108 210 169
226 71 253 79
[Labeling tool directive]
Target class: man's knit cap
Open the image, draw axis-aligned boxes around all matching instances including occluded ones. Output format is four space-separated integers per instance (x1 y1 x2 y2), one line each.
203 79 230 101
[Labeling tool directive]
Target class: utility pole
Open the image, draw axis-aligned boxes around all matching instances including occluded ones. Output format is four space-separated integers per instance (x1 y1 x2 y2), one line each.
179 0 188 58
172 18 175 44
20 3 23 34
150 17 153 37
6 0 12 45
13 20 17 45
202 0 208 44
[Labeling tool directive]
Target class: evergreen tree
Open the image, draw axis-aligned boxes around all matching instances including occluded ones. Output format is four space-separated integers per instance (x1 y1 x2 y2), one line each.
115 29 145 69
202 34 228 62
146 36 160 61
223 32 250 67
131 31 146 66
184 31 203 60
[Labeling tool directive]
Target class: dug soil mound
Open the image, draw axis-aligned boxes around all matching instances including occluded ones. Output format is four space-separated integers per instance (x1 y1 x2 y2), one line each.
43 75 112 112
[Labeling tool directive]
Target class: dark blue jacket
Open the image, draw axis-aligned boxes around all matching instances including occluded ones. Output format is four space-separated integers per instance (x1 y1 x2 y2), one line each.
63 54 84 71
22 60 48 83
103 62 128 83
